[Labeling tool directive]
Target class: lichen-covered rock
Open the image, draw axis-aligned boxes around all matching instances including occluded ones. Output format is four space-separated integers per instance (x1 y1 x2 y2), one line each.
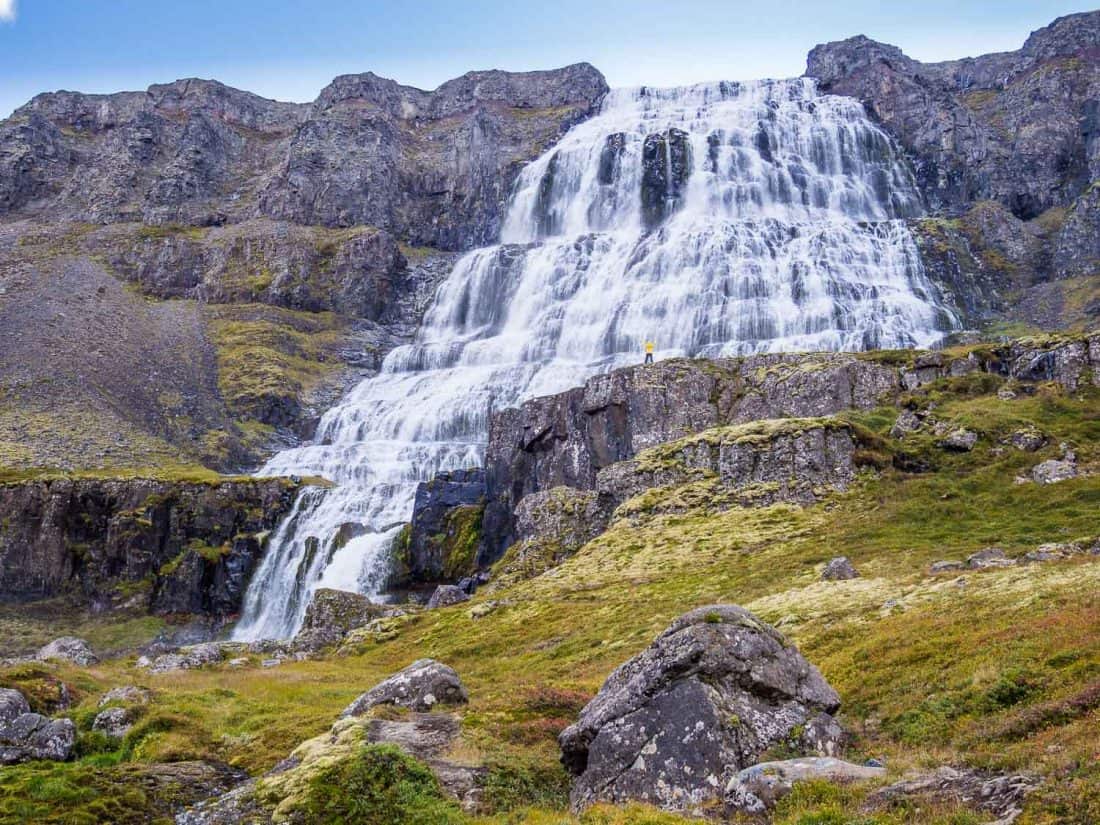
939 428 978 452
342 659 468 717
727 757 885 813
0 689 30 725
863 766 1040 823
1031 458 1078 484
292 588 391 651
559 605 844 814
92 706 133 739
36 637 97 666
426 585 470 610
99 685 152 707
0 689 76 764
967 548 1015 569
822 557 860 581
141 642 225 673
1008 428 1046 452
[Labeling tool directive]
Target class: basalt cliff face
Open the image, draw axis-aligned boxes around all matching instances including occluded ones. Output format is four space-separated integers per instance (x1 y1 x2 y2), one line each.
0 475 303 616
806 10 1100 327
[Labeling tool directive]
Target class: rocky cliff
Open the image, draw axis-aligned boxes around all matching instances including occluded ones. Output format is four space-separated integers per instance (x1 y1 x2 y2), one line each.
480 333 1100 561
806 11 1100 327
0 475 303 616
0 64 608 472
0 65 608 249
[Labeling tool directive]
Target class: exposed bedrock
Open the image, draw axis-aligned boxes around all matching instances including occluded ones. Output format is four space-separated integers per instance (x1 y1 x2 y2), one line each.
480 334 1100 562
0 65 608 250
0 476 303 616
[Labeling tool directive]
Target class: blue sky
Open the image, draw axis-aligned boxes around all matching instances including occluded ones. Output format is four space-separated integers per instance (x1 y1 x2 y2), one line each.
0 1 1091 118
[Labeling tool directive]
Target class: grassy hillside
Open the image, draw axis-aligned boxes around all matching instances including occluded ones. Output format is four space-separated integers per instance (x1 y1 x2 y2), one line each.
0 367 1097 823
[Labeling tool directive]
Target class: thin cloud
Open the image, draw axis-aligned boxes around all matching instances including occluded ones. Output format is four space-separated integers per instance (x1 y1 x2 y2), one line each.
0 0 15 22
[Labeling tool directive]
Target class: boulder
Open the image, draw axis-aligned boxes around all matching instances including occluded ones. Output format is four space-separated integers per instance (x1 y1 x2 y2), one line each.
0 689 30 724
889 409 922 438
1008 428 1046 452
141 642 225 673
341 659 468 717
36 637 97 666
1031 458 1077 484
939 429 978 452
427 584 470 609
292 588 390 651
0 689 76 764
99 685 151 707
727 757 886 813
92 707 133 739
559 605 844 814
967 548 1015 569
821 557 860 581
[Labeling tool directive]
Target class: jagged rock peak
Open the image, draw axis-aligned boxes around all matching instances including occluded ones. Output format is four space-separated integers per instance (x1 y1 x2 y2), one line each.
315 62 608 117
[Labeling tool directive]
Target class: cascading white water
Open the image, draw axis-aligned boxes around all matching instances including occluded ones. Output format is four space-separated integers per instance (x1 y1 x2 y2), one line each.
233 78 954 640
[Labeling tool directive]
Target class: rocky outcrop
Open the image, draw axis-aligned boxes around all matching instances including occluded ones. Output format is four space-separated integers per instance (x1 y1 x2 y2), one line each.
482 354 899 560
482 334 1100 561
641 128 692 230
292 588 392 651
806 12 1100 325
596 418 859 514
0 475 302 616
559 605 844 814
728 757 885 813
806 13 1099 221
36 637 98 666
489 486 607 587
395 468 485 586
1 65 607 250
0 688 76 764
341 658 468 717
863 766 1041 823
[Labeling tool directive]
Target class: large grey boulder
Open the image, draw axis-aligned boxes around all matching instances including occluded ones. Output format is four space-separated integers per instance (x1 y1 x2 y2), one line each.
36 637 98 666
0 689 76 764
426 584 470 610
341 659 468 717
0 689 31 724
559 605 844 814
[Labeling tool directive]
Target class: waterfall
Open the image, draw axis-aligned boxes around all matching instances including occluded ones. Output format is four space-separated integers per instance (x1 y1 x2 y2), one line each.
232 78 953 640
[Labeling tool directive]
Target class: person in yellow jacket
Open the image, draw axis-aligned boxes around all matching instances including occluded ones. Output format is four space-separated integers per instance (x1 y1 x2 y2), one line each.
644 340 655 365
